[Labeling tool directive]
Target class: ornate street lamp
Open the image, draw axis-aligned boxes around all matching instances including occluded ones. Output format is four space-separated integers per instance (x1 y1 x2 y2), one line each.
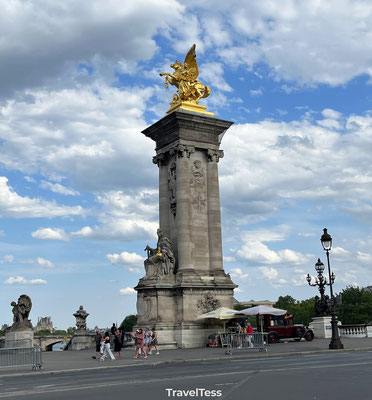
307 259 332 317
320 228 343 349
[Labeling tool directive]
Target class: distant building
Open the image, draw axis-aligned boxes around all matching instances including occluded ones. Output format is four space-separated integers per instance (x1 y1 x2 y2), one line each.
1 324 9 331
34 317 54 333
234 299 275 308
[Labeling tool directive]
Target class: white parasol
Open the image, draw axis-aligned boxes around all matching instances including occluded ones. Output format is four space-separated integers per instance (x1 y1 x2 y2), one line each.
239 305 287 332
197 307 245 332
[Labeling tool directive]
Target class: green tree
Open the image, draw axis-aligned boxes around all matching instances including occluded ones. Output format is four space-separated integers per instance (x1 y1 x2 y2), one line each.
336 286 372 325
66 326 76 335
275 295 316 326
120 314 138 332
275 295 296 311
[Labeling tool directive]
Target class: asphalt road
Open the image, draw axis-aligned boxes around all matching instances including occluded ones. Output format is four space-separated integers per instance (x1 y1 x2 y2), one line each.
1 351 372 400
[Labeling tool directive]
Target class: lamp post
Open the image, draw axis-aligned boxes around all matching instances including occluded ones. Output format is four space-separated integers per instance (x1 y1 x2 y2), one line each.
307 259 332 317
320 228 343 350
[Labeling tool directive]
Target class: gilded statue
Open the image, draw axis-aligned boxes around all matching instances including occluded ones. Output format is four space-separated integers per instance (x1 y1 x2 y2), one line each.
160 44 212 115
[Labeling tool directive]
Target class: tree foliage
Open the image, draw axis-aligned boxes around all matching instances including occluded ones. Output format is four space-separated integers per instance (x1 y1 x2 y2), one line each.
120 314 138 332
275 296 316 326
336 286 372 325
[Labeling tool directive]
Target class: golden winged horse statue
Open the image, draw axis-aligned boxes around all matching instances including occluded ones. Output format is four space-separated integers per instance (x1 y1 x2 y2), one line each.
160 44 213 115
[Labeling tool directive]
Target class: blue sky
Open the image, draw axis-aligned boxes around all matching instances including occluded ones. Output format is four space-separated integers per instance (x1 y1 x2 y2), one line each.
1 0 372 330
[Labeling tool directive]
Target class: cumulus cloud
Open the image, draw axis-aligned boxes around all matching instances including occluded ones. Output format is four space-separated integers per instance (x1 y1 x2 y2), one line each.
32 227 70 241
192 0 372 86
220 111 372 223
106 251 143 274
40 181 80 196
259 266 278 280
0 0 183 97
4 276 47 285
229 267 249 280
0 177 84 218
0 86 155 191
119 287 136 295
0 255 14 263
36 257 54 268
72 189 158 241
236 238 312 265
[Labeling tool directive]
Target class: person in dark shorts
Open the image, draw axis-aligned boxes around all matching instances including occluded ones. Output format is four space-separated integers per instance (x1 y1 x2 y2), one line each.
149 327 159 355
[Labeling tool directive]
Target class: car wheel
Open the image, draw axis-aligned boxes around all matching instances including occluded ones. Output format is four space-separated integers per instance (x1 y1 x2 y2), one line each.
268 332 279 344
304 331 314 341
295 326 305 337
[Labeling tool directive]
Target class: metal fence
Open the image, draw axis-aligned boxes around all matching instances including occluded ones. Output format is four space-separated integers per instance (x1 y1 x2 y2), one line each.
224 332 267 355
0 346 43 370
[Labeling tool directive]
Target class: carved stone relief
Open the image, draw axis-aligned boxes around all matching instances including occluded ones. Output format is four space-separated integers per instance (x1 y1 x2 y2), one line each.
197 294 221 314
190 159 207 215
168 161 177 216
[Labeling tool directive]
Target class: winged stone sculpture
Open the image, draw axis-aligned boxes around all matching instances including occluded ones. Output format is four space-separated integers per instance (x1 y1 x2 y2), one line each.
160 44 211 114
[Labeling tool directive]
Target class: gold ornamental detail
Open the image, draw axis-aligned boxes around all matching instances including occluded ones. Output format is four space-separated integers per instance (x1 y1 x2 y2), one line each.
160 44 213 116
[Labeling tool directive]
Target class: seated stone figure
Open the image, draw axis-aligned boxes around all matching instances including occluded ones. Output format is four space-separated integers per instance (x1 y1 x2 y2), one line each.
144 229 175 278
10 294 33 331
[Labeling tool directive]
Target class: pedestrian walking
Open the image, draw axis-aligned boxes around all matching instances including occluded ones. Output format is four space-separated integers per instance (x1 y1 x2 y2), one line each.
149 327 159 355
114 329 122 359
144 326 152 355
131 328 146 359
100 331 115 361
92 328 102 359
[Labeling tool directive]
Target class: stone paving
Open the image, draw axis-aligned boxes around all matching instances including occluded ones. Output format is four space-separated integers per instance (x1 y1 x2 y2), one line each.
1 337 372 377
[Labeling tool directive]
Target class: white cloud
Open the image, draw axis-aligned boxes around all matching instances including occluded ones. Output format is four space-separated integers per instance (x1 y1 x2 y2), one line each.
106 251 143 274
193 1 372 86
36 257 54 268
356 251 372 263
0 177 85 218
72 189 158 241
220 111 372 223
107 251 143 265
0 0 183 97
40 181 80 196
259 266 278 280
4 276 47 285
119 287 136 295
32 227 70 241
250 89 262 97
230 267 249 280
0 86 155 192
234 287 243 293
199 62 233 92
0 255 14 263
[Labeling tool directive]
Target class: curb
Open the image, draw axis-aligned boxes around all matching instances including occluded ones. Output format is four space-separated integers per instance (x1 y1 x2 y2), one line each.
1 346 372 378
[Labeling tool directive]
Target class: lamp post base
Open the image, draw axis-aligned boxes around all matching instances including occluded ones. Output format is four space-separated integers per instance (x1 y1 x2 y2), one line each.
329 338 344 349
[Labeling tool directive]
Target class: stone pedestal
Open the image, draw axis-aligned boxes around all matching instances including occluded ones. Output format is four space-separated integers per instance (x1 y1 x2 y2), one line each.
70 331 95 351
135 110 236 348
309 317 333 338
5 329 34 348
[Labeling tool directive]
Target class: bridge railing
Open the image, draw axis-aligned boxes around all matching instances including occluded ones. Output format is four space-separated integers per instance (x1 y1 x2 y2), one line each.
339 324 372 338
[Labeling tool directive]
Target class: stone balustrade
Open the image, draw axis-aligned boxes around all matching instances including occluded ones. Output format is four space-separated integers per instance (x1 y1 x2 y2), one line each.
339 324 372 338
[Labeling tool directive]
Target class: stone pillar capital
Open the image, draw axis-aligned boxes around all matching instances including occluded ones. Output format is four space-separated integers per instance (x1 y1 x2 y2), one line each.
207 149 224 162
170 144 195 158
153 153 167 167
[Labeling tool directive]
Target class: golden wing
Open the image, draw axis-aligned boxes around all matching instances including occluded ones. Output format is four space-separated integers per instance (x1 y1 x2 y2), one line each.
183 44 199 81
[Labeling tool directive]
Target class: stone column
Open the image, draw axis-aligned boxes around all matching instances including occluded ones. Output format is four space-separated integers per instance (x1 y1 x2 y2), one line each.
175 144 194 273
155 154 171 238
207 149 225 275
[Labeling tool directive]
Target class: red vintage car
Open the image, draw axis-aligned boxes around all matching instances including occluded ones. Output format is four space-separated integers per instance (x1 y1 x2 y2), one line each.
263 313 314 343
